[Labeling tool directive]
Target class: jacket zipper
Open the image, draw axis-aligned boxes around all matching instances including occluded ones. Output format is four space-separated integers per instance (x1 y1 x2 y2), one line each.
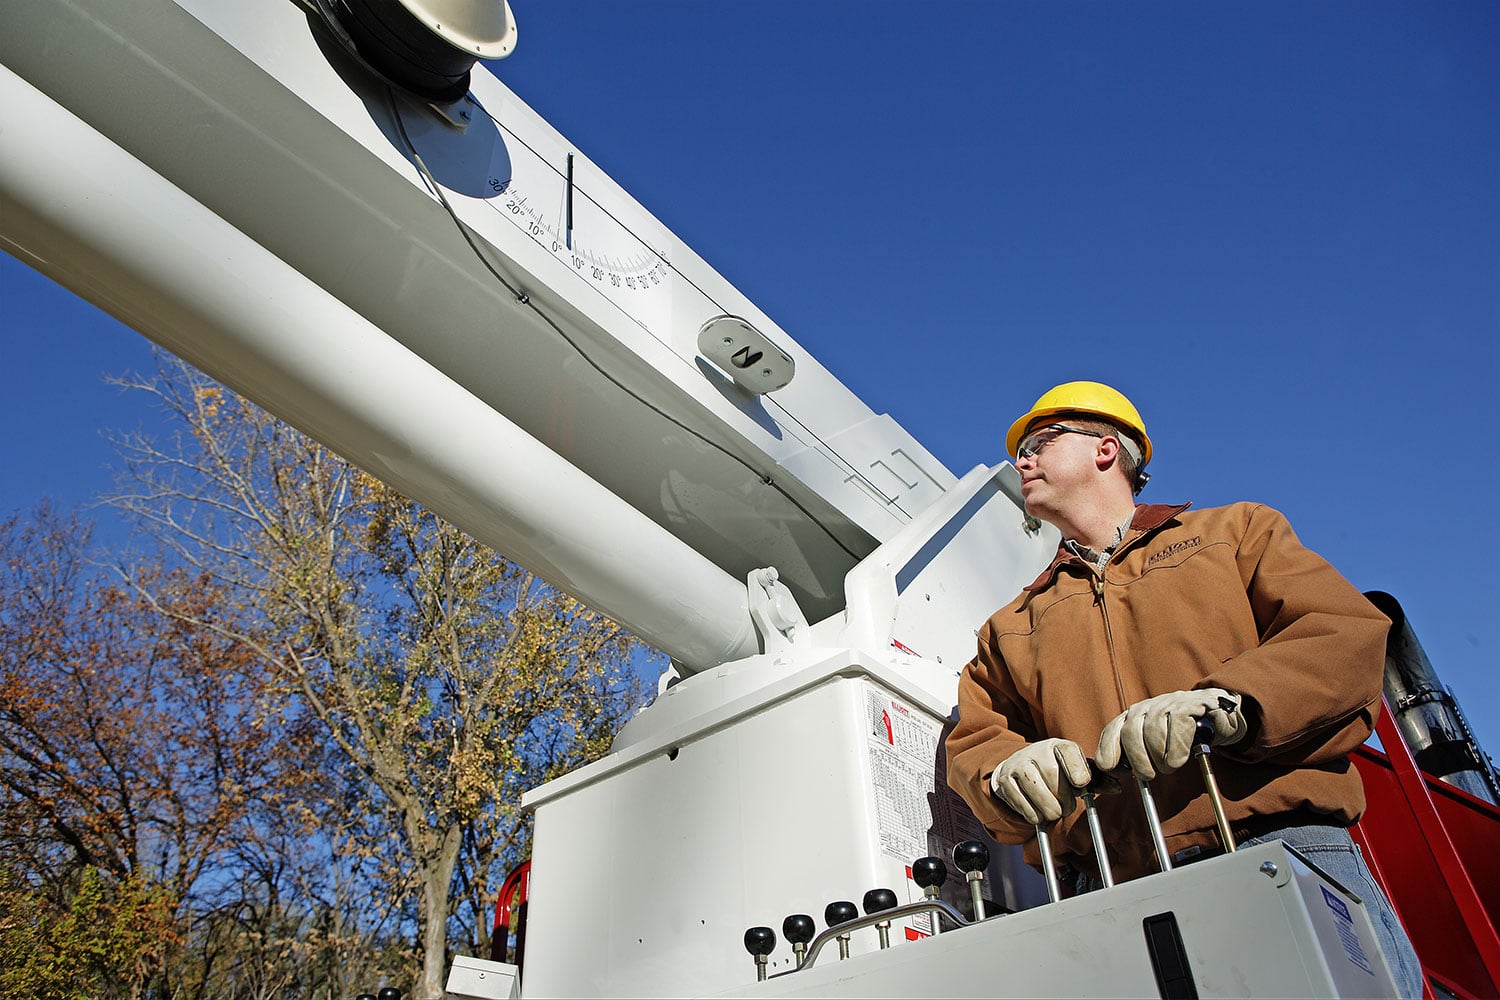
1096 522 1163 711
1095 567 1129 712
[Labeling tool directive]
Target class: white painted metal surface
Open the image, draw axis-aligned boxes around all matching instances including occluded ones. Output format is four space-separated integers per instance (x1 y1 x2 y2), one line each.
705 843 1399 998
447 955 521 999
837 462 1058 670
0 0 956 641
0 62 757 670
520 650 1050 998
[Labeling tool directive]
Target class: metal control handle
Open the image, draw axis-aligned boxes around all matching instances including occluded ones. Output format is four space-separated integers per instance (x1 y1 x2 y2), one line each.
1033 823 1063 902
786 899 970 975
1082 759 1120 888
1130 717 1239 874
1192 719 1237 853
1037 758 1121 901
1135 775 1174 872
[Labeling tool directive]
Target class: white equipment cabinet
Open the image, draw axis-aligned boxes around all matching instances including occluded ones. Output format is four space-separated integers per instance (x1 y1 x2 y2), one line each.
711 842 1400 999
522 655 1005 997
452 842 1399 998
514 459 1058 996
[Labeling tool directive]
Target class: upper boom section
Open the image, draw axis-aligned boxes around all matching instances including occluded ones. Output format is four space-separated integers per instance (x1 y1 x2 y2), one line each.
0 0 956 634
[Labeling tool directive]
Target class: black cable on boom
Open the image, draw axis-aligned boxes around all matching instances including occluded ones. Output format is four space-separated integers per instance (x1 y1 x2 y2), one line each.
385 91 863 563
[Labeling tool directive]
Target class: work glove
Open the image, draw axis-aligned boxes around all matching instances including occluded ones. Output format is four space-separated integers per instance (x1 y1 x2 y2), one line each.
989 738 1092 826
1096 688 1247 781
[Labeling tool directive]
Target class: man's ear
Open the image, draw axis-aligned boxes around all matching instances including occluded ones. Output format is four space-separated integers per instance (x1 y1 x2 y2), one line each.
1094 436 1120 472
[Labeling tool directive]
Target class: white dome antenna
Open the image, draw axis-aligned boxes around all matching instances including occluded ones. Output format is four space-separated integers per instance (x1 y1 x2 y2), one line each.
396 0 517 60
321 0 517 104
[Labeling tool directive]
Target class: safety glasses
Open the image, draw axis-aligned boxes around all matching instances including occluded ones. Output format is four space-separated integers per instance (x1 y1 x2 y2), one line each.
1015 424 1107 461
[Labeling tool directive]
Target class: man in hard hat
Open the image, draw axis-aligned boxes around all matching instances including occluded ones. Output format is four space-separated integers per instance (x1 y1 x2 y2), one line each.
944 381 1423 997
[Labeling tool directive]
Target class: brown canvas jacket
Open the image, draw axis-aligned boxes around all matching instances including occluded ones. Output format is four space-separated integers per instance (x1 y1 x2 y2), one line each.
945 501 1391 881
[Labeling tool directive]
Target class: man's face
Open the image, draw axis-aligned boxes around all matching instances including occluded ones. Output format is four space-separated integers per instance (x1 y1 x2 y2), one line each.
1014 422 1106 519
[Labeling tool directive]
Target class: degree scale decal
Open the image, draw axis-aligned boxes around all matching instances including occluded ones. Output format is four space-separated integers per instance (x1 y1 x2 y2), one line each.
393 94 680 339
485 121 678 340
497 186 670 299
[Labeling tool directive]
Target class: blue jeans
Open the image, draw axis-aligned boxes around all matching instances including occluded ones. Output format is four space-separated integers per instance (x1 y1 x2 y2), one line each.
1072 824 1425 998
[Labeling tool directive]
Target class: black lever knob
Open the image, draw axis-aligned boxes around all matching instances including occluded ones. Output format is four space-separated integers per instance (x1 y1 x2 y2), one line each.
953 840 990 874
863 887 898 949
744 926 777 981
1194 718 1216 749
1085 758 1123 795
782 913 816 944
744 925 777 957
377 991 401 1000
911 856 947 891
912 855 951 934
824 899 858 960
954 839 991 921
824 900 858 927
783 912 815 967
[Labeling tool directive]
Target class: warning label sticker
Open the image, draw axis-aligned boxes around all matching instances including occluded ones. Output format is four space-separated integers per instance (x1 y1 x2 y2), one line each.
860 681 994 919
1321 885 1375 976
865 687 939 863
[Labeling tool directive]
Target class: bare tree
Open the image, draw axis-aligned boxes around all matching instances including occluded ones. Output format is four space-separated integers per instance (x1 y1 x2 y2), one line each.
109 356 651 997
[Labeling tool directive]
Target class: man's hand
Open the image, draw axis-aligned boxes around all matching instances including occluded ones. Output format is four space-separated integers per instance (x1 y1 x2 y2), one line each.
1096 688 1247 780
989 738 1092 825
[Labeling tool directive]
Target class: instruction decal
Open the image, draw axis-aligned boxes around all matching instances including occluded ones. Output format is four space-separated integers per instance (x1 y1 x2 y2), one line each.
1321 886 1375 976
865 687 940 863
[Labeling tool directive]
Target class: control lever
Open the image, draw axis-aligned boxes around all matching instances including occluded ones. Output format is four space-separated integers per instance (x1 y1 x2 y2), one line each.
1082 759 1122 888
1038 758 1122 902
743 926 776 981
1134 773 1174 872
823 900 858 960
1033 821 1063 903
911 857 948 935
1192 719 1237 853
952 840 990 920
861 888 898 949
782 913 815 968
1121 716 1236 873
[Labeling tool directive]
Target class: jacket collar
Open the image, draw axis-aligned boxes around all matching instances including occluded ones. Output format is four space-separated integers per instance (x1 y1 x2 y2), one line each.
1130 502 1192 534
1023 502 1192 593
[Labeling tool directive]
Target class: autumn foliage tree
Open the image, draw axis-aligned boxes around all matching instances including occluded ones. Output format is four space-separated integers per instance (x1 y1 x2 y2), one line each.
0 506 290 996
0 501 417 997
107 356 651 997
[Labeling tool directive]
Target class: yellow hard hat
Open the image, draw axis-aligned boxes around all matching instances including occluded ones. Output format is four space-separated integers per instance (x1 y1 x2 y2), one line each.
1006 381 1152 465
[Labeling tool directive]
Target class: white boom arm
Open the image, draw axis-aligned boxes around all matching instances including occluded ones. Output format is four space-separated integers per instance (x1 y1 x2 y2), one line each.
0 0 961 671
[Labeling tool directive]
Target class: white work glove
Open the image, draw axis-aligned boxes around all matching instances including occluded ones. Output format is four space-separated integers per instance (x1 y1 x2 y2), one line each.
1096 688 1248 780
989 738 1092 826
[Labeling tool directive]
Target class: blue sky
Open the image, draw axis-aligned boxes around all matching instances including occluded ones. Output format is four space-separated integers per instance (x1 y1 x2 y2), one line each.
3 2 1497 750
